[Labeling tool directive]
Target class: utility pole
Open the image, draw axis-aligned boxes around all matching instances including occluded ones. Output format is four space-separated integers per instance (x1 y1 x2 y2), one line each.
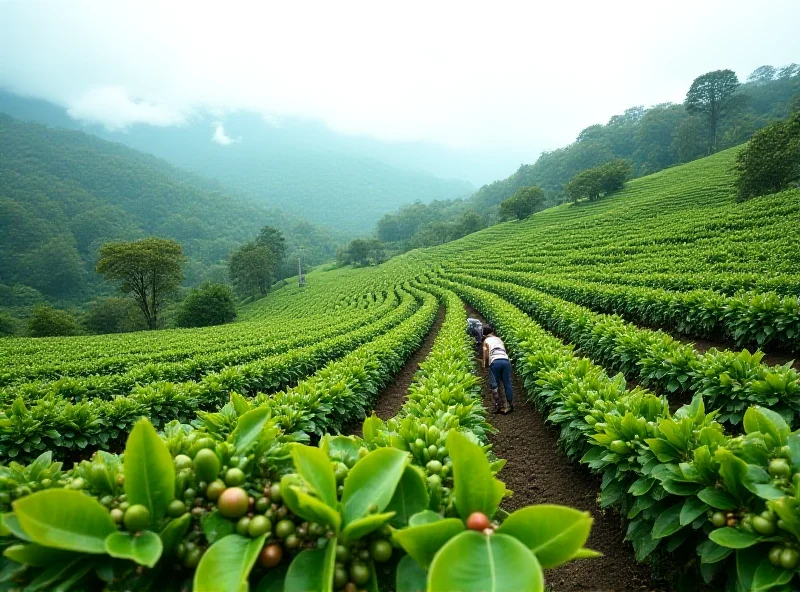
296 248 306 287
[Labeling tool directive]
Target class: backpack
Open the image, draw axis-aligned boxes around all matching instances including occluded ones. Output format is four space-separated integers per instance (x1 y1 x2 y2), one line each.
466 318 482 337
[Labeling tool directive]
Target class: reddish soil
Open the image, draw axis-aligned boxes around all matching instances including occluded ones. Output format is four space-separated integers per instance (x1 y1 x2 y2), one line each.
349 308 445 437
467 305 664 592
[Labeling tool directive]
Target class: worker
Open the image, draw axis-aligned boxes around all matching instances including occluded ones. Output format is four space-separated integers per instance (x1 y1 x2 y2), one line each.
482 323 513 414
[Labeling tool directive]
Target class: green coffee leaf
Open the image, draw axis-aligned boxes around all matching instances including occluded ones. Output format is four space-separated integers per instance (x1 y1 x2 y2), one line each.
285 536 337 592
385 465 429 528
496 505 592 569
391 518 465 568
233 407 270 455
709 527 761 549
341 447 407 527
104 531 163 567
447 430 505 519
13 490 116 554
194 534 266 592
3 543 79 567
124 418 175 522
428 531 543 592
290 444 337 509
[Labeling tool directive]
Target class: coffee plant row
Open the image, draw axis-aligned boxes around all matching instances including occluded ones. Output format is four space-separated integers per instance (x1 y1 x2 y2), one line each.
444 272 799 430
439 277 800 591
0 285 594 591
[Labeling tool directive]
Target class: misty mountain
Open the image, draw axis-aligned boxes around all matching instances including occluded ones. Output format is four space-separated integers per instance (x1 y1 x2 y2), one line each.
0 91 477 233
0 113 341 304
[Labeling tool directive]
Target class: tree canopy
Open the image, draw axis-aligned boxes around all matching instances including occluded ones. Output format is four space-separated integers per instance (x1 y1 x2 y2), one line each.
97 238 184 329
175 283 237 328
685 69 741 153
499 186 545 220
735 108 800 200
566 160 632 202
228 226 287 297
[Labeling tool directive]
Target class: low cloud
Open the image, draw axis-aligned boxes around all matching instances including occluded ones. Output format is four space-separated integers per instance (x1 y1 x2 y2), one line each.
212 122 236 145
66 86 185 130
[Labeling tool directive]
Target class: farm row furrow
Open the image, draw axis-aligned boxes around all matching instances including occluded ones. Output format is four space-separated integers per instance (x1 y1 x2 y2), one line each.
443 271 800 430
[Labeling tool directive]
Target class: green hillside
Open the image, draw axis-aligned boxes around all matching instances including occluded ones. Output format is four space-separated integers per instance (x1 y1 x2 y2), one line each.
0 113 341 304
0 94 476 233
1 135 800 592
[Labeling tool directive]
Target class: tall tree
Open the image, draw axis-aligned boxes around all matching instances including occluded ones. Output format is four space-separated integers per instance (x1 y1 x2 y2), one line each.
96 238 184 330
228 226 287 297
684 69 741 153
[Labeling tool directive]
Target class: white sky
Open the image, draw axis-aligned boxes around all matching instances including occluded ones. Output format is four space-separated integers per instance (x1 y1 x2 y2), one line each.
1 0 799 156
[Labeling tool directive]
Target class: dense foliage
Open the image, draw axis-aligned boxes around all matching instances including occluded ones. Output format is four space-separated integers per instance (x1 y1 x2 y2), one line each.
735 109 800 200
372 64 800 249
499 186 545 220
175 284 238 328
26 305 81 337
0 114 341 306
565 159 632 202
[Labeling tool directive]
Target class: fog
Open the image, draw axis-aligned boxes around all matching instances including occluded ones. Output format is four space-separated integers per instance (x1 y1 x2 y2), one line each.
1 0 798 177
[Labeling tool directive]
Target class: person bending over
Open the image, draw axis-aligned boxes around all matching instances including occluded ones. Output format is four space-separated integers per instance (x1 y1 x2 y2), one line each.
482 324 514 414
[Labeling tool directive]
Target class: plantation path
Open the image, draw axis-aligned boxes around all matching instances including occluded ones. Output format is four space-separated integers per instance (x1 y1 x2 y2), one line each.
349 307 445 437
467 305 663 592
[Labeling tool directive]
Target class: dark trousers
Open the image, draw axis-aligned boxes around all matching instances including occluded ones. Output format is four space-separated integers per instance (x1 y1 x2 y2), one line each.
489 359 513 403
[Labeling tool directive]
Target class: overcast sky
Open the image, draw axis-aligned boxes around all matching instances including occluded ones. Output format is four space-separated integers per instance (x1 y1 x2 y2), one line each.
1 0 799 158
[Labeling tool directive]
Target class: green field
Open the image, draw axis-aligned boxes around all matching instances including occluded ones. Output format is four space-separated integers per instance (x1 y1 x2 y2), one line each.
1 147 799 590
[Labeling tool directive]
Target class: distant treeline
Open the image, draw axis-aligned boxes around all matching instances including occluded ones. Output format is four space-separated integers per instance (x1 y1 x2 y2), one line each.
372 64 800 251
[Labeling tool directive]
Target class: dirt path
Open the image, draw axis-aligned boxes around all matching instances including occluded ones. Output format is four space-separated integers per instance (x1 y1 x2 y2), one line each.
466 305 662 592
349 308 445 437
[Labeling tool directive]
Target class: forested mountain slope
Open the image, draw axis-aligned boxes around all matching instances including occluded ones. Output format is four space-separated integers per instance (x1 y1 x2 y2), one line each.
0 114 340 303
0 93 475 233
375 65 800 247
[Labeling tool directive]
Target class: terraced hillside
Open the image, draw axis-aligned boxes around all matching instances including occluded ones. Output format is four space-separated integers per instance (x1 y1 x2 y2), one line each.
0 147 799 591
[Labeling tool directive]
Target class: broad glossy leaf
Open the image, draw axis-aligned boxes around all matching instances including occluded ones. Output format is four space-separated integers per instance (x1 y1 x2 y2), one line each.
752 558 794 591
651 503 684 539
194 534 266 592
447 430 505 519
392 518 465 568
160 513 192 556
3 543 79 567
289 487 342 533
679 497 709 526
233 407 271 454
230 392 251 416
124 418 175 521
284 536 337 592
428 531 543 592
341 512 394 543
396 554 427 592
341 447 407 526
709 527 761 549
2 513 30 541
496 505 592 569
385 466 429 528
697 487 737 510
362 415 383 444
743 407 788 444
13 489 116 554
322 435 362 468
291 444 337 508
104 531 163 567
409 510 441 527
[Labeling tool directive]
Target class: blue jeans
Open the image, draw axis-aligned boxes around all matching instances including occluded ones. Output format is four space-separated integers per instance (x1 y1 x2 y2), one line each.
489 359 513 403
